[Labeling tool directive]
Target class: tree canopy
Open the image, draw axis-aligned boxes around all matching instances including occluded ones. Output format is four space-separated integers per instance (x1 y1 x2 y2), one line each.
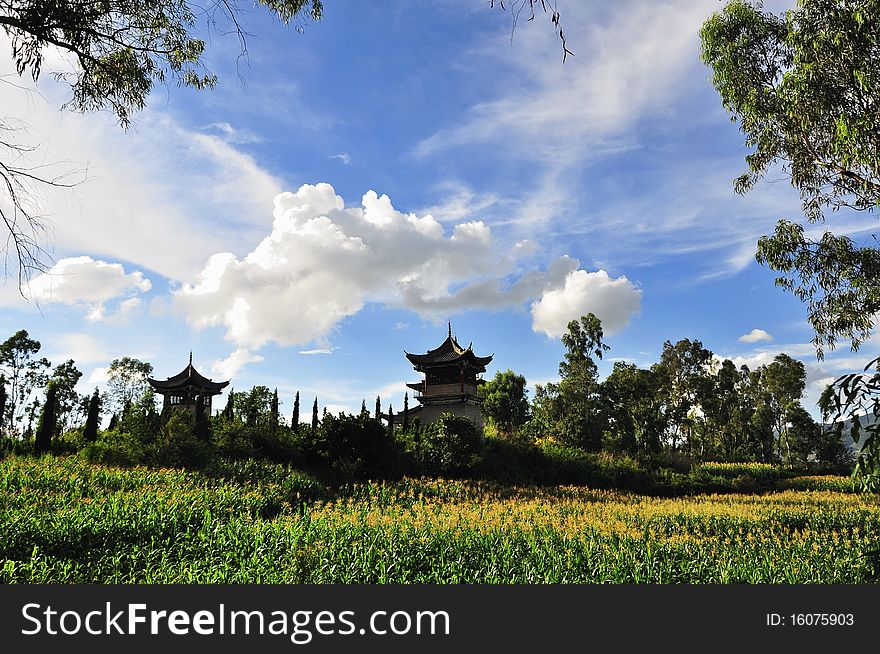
479 369 530 435
106 356 153 413
701 0 880 356
0 1 324 127
702 0 880 486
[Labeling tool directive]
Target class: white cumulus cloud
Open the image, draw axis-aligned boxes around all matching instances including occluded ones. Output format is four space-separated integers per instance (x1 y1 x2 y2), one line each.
211 348 265 380
530 269 642 338
176 183 642 350
177 183 501 348
738 328 773 343
11 256 151 320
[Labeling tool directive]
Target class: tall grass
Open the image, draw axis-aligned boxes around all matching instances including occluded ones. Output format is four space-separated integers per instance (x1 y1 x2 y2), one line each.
1 455 878 583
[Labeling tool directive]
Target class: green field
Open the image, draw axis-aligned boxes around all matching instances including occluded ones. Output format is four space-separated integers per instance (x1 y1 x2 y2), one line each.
2 455 879 583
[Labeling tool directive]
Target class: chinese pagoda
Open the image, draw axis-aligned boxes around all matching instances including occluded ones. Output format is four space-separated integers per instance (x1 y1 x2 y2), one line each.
400 323 493 427
147 353 229 415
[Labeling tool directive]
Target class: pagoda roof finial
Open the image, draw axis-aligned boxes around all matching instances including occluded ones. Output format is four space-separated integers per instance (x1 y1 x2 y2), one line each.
448 321 452 339
189 351 193 366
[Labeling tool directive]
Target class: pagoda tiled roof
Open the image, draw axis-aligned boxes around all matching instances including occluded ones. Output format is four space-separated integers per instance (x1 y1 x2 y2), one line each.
405 334 493 371
148 358 229 394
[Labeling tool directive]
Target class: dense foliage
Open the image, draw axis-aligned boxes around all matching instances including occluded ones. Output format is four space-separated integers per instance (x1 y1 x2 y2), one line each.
701 0 880 487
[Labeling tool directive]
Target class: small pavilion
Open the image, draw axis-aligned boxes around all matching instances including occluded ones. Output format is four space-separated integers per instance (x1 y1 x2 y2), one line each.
147 353 229 415
398 324 493 427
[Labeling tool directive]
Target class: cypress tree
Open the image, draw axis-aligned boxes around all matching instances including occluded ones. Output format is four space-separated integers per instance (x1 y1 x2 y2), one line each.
403 392 410 432
311 397 319 432
34 382 58 456
83 388 100 442
223 389 235 421
375 395 381 420
270 388 279 430
108 412 119 431
0 375 7 432
360 399 368 417
195 398 210 440
387 403 394 437
292 391 300 429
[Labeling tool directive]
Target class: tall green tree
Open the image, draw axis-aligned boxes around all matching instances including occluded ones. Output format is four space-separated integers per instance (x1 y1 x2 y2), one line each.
233 386 273 426
270 388 280 430
537 313 609 451
49 359 83 432
478 369 530 436
786 404 822 468
292 391 300 429
375 395 381 420
403 392 410 432
601 362 665 455
761 353 806 465
106 357 153 414
699 359 751 460
0 374 6 434
311 397 319 432
223 389 235 421
702 0 880 356
655 339 712 453
0 329 49 433
387 403 394 437
34 380 57 455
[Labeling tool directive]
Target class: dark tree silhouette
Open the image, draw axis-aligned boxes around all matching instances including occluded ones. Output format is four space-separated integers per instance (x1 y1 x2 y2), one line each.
270 388 279 430
0 374 6 431
311 397 319 432
223 389 235 421
34 381 57 455
83 388 100 442
403 392 410 432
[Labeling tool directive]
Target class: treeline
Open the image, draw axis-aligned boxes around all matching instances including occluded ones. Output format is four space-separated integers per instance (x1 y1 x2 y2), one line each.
0 316 855 486
480 315 852 470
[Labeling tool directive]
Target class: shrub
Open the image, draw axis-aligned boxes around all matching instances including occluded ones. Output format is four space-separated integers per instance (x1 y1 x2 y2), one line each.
473 434 541 484
82 429 147 467
83 409 213 469
415 414 484 477
153 411 214 468
0 435 31 457
299 413 404 480
211 417 255 459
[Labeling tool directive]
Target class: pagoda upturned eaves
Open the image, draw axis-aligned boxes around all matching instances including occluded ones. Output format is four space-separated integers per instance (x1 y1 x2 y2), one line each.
404 331 492 373
148 358 229 395
148 354 229 414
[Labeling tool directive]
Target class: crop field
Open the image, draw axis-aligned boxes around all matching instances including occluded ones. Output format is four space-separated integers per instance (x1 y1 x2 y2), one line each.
2 456 879 583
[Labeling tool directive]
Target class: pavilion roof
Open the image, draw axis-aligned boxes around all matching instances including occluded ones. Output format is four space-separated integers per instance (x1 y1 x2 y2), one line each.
404 326 493 372
148 355 229 395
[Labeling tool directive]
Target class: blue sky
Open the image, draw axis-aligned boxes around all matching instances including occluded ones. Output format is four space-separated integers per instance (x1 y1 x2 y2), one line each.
1 0 874 419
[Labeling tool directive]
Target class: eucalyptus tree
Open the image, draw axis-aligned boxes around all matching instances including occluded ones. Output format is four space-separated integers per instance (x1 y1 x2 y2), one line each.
106 357 153 414
0 329 48 433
